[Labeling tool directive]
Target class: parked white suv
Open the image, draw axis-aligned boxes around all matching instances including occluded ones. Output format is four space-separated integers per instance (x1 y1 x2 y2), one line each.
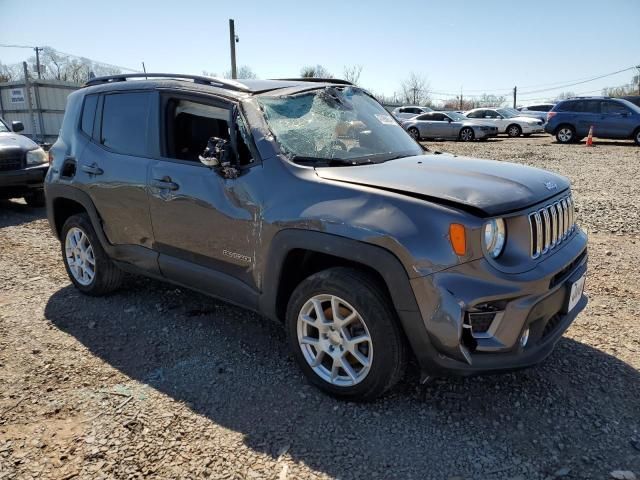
465 108 544 137
391 106 433 120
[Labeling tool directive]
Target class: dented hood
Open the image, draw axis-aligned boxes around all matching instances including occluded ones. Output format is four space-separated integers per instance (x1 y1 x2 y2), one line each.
315 153 570 216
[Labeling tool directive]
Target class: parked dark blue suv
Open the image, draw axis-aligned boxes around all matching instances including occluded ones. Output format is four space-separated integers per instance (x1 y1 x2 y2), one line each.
545 97 640 145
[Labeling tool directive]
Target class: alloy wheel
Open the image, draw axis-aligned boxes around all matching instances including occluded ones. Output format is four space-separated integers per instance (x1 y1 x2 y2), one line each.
297 294 373 387
65 227 96 286
409 128 419 140
460 128 473 141
558 128 573 143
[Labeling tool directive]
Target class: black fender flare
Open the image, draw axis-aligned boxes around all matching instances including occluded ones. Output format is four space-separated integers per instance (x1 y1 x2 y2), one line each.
259 229 435 368
46 183 160 274
46 183 109 246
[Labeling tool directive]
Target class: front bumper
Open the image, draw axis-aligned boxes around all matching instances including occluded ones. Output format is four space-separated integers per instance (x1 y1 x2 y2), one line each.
522 124 545 134
475 128 499 139
409 228 588 377
0 164 48 197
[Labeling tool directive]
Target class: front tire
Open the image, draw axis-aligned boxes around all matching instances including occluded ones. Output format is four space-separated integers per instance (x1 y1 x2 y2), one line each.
459 127 475 142
286 267 407 401
507 124 522 137
634 128 640 146
408 127 420 141
61 213 123 296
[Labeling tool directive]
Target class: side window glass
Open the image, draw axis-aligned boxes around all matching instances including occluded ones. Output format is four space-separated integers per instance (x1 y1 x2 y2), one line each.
431 113 445 121
467 110 480 118
81 94 98 138
604 101 629 115
416 114 430 121
101 92 151 156
165 99 230 162
584 101 600 114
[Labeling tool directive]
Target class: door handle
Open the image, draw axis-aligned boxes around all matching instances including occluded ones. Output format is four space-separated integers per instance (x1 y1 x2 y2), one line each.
81 163 103 175
151 177 179 191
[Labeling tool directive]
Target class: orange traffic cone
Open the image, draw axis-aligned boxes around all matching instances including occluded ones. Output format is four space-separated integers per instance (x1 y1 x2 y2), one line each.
586 126 594 147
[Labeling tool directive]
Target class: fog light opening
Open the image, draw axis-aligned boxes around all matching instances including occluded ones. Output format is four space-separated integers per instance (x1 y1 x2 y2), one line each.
520 327 530 348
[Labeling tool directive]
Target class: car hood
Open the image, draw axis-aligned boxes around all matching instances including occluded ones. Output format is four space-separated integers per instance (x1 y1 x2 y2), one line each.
0 131 39 151
315 153 569 216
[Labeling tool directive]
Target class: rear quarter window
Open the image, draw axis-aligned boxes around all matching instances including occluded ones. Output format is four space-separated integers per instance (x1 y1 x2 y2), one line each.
80 94 98 137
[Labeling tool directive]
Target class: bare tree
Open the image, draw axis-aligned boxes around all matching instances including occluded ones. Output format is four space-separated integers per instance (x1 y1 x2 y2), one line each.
0 61 22 82
400 72 430 105
554 91 577 101
343 65 363 85
300 64 332 78
23 47 120 83
223 65 257 79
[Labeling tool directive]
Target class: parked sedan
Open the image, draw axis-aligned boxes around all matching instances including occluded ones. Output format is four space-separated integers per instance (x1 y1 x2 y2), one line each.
517 103 555 122
465 107 544 137
391 105 433 120
402 111 498 141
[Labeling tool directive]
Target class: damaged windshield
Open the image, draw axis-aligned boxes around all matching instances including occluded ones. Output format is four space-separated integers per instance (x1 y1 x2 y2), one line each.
258 87 423 165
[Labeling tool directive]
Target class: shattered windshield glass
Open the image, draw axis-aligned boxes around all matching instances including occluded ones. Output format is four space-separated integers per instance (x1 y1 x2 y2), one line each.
258 87 423 165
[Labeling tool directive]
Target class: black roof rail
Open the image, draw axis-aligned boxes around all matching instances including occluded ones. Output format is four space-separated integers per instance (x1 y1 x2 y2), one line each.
84 73 251 92
274 77 354 86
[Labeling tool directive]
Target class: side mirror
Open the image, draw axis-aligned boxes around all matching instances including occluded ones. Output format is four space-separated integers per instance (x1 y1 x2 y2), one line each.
199 137 239 179
199 137 231 168
11 121 24 133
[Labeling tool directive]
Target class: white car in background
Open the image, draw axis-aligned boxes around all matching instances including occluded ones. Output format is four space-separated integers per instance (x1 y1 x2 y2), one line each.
465 107 545 137
391 105 433 120
517 103 555 123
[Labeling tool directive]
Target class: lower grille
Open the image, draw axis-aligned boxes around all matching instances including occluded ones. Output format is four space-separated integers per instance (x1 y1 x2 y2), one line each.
0 154 24 172
542 313 562 339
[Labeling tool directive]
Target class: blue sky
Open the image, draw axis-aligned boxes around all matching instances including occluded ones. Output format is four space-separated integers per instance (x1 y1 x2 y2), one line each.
1 0 639 104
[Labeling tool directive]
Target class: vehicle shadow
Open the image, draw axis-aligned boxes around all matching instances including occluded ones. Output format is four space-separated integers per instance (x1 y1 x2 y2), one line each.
44 280 640 479
0 199 46 229
552 139 637 147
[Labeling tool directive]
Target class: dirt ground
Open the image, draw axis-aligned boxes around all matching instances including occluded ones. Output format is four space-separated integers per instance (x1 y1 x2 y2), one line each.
1 135 639 480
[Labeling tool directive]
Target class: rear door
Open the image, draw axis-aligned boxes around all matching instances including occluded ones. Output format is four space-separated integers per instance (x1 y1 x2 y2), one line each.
429 112 455 137
599 100 636 138
77 90 157 268
575 100 601 136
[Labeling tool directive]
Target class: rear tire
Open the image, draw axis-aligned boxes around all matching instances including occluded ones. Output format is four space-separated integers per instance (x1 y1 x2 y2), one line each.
507 124 522 137
24 190 45 207
408 127 420 141
285 267 407 401
555 125 576 144
61 213 123 296
459 127 475 142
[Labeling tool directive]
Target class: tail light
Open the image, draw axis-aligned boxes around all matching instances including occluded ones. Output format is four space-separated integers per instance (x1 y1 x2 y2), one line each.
547 112 557 122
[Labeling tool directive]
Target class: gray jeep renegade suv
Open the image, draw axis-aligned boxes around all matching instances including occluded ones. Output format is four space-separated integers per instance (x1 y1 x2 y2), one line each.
45 74 588 400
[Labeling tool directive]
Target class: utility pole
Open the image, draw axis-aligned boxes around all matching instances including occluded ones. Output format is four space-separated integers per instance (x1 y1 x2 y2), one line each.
22 62 38 140
34 46 43 79
229 19 237 79
636 65 640 95
513 86 517 109
459 86 463 110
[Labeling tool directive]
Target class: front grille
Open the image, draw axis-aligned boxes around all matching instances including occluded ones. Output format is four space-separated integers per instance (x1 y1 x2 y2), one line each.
528 195 575 259
0 154 24 172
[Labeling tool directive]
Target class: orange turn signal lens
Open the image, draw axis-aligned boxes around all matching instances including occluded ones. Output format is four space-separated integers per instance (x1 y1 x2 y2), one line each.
449 223 466 256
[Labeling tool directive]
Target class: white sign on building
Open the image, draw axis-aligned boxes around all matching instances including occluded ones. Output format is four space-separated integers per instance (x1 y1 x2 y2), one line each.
10 88 26 104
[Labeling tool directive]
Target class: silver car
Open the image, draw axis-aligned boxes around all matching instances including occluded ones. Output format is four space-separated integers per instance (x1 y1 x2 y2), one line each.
517 103 555 123
402 111 498 142
465 107 545 137
391 105 433 120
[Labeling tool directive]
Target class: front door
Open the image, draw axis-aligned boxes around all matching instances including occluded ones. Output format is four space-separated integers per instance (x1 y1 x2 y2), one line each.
147 93 262 308
598 100 637 139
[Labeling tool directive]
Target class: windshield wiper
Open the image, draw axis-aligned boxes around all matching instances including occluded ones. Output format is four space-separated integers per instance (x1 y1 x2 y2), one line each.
290 156 373 167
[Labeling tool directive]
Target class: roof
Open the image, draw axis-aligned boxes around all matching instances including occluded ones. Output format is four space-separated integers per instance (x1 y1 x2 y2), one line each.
82 73 353 98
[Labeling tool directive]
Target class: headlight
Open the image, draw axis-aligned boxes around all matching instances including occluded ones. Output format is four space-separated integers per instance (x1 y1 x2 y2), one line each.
26 147 48 165
483 218 506 258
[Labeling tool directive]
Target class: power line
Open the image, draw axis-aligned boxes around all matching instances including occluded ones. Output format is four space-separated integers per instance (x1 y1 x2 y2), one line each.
0 44 140 73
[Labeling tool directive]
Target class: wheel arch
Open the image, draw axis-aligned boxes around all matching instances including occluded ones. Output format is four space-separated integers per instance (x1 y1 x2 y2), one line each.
47 184 109 248
260 229 434 369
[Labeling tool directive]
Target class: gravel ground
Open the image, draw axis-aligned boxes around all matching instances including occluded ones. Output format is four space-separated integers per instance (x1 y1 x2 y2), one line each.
1 135 639 480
